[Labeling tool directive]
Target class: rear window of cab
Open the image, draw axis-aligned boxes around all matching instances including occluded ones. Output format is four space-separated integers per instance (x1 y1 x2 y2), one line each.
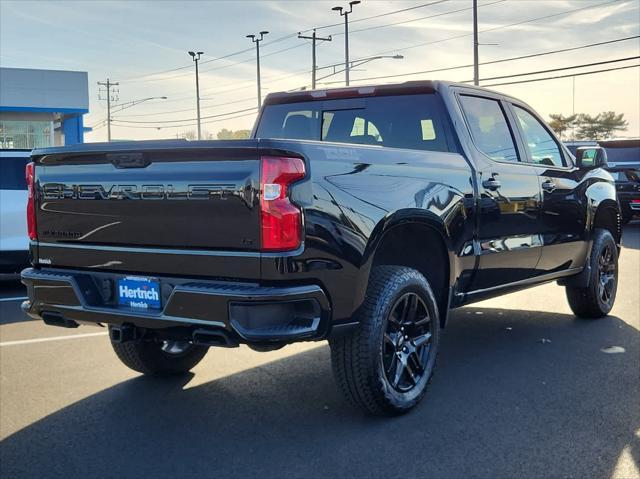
256 94 457 153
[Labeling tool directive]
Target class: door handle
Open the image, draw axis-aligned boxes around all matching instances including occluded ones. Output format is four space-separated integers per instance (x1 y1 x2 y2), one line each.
542 180 556 193
482 177 502 191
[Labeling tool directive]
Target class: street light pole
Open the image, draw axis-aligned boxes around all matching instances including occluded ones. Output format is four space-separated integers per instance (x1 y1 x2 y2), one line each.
188 51 204 140
298 29 332 90
332 1 360 87
473 0 479 86
247 31 269 109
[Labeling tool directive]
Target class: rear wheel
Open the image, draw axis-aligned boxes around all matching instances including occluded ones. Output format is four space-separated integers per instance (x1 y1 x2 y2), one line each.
110 330 208 376
566 228 618 318
329 266 440 416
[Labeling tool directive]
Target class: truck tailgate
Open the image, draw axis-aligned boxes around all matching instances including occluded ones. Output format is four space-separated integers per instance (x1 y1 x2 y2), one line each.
33 142 262 278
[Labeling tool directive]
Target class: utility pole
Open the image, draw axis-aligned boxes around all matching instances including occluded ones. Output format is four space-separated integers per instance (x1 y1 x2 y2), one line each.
332 1 360 86
298 29 332 90
473 0 479 86
572 75 576 140
98 79 119 142
247 31 269 109
188 51 204 140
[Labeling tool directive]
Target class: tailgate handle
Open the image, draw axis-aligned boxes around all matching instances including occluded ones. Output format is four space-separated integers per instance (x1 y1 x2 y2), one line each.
108 153 149 169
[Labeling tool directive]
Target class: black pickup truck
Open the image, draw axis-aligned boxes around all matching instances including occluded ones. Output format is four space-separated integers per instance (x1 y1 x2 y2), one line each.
22 81 621 415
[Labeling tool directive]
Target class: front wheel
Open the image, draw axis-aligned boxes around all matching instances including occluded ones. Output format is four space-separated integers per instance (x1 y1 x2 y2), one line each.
566 228 618 318
110 330 209 376
329 266 440 416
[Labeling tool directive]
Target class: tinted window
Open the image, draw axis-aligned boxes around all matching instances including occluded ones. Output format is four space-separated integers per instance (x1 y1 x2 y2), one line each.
459 95 519 162
0 157 29 190
602 146 640 164
513 106 565 167
256 94 454 153
612 169 640 182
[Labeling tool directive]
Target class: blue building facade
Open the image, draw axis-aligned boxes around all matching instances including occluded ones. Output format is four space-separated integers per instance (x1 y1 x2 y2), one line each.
0 68 89 148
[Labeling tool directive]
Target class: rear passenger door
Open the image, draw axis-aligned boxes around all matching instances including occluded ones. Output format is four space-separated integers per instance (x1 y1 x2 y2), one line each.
457 93 543 291
507 102 588 275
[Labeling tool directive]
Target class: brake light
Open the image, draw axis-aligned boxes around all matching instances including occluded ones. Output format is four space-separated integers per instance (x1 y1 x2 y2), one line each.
25 162 36 240
260 156 305 251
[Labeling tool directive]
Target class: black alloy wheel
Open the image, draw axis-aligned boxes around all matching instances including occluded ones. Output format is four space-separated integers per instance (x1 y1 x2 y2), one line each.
382 293 434 393
597 242 616 308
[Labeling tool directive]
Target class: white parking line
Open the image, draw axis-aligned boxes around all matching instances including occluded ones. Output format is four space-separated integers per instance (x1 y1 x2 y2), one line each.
0 332 108 347
0 296 27 302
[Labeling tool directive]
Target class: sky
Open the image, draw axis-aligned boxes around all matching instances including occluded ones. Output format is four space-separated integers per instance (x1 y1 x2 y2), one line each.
1 0 639 142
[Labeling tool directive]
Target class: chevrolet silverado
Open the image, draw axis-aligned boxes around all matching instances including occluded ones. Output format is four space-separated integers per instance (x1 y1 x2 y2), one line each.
22 81 621 415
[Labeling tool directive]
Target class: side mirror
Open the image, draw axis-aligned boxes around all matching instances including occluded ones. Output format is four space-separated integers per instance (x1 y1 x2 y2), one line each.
575 146 608 169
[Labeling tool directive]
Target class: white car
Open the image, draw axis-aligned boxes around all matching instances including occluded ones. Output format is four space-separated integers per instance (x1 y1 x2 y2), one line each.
0 150 30 278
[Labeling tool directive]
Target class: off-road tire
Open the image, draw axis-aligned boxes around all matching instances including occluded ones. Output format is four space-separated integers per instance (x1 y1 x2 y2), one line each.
566 228 618 319
329 266 440 416
110 332 208 376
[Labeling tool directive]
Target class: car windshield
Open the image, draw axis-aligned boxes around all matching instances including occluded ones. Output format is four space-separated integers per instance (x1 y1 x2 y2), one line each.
256 93 456 153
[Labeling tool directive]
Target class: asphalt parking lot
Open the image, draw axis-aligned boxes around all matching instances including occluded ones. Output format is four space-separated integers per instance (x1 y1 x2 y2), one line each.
1 224 638 479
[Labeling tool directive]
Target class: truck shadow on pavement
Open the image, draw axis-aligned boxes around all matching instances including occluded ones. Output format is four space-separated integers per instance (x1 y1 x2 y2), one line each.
621 221 639 250
2 307 639 479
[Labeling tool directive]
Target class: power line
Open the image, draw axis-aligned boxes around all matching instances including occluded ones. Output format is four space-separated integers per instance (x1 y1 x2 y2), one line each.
145 64 312 108
120 1 456 84
131 41 310 92
318 35 640 85
120 33 303 82
114 97 256 118
111 111 258 130
331 0 506 36
112 107 258 125
112 58 639 127
370 0 624 57
483 64 640 87
299 0 454 34
468 56 640 83
114 71 307 117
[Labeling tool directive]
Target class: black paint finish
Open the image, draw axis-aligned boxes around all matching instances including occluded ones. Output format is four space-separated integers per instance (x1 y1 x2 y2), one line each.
24 81 620 342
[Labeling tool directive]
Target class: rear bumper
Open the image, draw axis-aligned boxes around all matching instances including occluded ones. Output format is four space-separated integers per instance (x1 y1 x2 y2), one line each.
21 268 332 345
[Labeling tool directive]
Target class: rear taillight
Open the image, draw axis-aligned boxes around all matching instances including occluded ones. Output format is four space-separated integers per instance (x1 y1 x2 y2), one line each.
260 156 305 251
25 162 36 240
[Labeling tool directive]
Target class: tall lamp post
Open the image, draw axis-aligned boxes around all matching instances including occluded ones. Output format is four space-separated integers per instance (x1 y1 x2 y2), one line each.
473 0 479 86
188 50 204 140
332 0 360 86
247 31 269 109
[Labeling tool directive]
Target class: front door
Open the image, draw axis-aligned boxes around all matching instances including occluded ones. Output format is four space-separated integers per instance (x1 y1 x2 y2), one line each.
508 103 588 275
458 94 543 291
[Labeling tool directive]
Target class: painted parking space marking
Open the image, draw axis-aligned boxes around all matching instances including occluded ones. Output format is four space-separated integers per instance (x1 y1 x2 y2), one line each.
0 332 108 347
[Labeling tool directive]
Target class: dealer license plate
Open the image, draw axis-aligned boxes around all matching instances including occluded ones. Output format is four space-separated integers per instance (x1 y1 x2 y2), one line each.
117 276 161 310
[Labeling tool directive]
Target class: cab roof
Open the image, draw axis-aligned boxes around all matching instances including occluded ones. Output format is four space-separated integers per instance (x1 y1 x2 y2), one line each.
263 80 510 105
